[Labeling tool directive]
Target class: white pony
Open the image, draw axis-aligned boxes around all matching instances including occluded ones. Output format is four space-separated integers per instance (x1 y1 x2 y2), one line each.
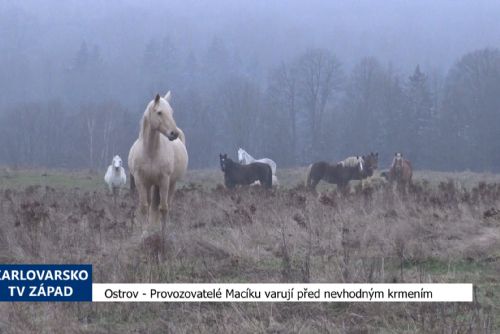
104 155 127 197
238 148 278 186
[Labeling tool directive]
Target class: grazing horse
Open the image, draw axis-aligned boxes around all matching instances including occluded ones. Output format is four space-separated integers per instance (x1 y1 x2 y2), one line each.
305 152 379 190
238 148 278 186
220 154 272 189
387 152 412 189
104 155 127 200
128 92 188 226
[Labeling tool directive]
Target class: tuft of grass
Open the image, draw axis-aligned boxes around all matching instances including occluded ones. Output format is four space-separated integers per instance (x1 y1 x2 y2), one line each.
0 168 104 190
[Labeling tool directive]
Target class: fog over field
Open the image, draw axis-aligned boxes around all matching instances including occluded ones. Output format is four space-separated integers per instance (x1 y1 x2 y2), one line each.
1 0 500 171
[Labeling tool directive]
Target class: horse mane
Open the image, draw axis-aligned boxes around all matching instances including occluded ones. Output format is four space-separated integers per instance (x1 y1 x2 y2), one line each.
177 127 186 145
225 157 237 168
242 149 254 161
339 156 361 168
139 109 149 139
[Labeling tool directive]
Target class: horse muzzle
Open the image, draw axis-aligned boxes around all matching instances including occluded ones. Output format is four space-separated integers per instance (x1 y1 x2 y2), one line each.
166 131 179 141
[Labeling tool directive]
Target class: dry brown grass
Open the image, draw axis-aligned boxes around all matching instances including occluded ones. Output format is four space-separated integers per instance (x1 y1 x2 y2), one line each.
0 170 499 333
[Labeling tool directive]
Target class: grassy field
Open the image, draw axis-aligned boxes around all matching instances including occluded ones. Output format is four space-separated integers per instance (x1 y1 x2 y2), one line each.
0 167 499 333
2 166 500 190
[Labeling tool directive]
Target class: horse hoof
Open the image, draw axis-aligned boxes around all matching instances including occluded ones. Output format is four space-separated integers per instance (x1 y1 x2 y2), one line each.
142 223 161 239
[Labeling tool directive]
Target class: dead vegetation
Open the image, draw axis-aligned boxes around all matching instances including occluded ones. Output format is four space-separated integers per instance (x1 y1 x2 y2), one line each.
0 173 499 333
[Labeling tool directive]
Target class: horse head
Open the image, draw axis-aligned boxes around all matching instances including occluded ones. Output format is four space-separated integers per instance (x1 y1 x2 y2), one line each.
392 152 404 176
112 155 122 171
146 92 179 141
392 152 403 170
219 153 229 172
363 152 379 175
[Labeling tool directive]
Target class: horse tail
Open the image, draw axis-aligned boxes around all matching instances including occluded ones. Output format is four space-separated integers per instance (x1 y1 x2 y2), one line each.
272 175 279 187
405 160 413 182
152 185 160 208
130 173 136 193
266 165 273 188
270 160 277 175
305 163 314 189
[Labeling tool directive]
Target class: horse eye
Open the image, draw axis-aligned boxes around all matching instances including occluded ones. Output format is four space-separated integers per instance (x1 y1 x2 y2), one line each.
157 111 162 115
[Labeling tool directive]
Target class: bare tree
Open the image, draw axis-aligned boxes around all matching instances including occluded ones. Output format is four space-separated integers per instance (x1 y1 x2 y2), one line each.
266 62 299 165
296 49 343 161
218 76 261 153
442 48 500 170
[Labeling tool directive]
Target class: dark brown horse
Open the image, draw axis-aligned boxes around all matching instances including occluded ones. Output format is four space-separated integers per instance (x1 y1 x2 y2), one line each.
219 154 272 189
305 152 379 190
387 152 412 189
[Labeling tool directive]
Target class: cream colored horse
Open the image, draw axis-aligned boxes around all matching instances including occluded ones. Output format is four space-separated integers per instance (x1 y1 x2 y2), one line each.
128 92 188 226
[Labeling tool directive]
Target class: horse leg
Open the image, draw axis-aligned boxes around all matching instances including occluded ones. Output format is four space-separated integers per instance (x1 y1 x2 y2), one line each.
149 185 161 226
135 178 149 216
158 178 172 257
130 174 136 194
158 177 170 214
112 186 117 205
167 180 177 207
397 180 405 195
338 181 348 195
134 178 151 233
310 176 321 190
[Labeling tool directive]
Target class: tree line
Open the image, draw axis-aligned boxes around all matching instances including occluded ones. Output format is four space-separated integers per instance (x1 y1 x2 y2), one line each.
1 41 499 172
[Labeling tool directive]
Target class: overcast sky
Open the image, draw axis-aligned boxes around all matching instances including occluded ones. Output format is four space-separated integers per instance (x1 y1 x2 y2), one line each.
1 0 500 107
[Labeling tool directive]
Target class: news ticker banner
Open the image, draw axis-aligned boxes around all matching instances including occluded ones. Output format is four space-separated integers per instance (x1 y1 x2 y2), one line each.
93 283 473 302
0 265 473 302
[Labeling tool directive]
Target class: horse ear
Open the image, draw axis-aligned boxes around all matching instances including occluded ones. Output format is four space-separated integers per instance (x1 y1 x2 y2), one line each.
154 94 160 105
164 91 172 103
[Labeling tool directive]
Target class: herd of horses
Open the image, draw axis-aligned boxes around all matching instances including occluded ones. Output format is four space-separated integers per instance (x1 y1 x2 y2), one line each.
220 151 412 191
105 92 413 227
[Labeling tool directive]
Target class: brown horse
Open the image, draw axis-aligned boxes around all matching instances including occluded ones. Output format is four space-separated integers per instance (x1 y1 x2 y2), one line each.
305 152 379 190
387 152 412 189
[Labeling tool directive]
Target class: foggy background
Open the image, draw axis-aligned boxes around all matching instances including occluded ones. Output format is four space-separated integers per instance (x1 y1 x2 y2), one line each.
1 0 499 171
